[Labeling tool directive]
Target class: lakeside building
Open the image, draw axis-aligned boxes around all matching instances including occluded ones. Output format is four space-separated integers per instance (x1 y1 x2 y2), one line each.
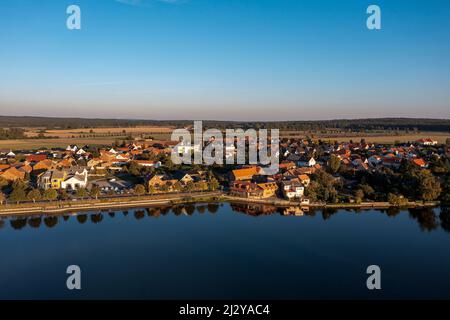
230 181 278 199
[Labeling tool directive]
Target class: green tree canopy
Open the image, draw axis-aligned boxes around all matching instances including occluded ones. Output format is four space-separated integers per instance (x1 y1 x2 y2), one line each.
185 181 195 192
354 189 364 204
59 189 69 200
27 188 42 202
128 161 141 176
196 181 208 191
90 185 101 199
388 193 408 206
173 181 183 192
328 154 341 174
306 170 339 203
134 184 146 196
9 182 27 202
75 188 88 199
43 189 58 201
209 178 220 191
415 170 441 201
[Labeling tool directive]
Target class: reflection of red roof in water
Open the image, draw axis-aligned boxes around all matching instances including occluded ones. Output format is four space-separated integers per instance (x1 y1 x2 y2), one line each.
231 204 277 216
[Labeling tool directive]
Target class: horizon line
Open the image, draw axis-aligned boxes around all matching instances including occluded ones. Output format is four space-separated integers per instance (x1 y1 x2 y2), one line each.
1 115 450 123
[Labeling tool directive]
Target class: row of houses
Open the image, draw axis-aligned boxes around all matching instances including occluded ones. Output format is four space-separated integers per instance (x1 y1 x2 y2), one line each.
1 136 446 199
225 136 447 200
147 170 211 192
280 137 448 174
0 140 169 178
229 164 312 201
37 167 88 190
0 142 172 193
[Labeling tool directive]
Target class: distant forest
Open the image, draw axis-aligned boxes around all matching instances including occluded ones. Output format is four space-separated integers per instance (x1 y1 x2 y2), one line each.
0 116 449 132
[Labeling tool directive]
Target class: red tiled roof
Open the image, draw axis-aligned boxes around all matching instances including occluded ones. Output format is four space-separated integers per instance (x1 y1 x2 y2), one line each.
26 154 47 162
412 158 427 167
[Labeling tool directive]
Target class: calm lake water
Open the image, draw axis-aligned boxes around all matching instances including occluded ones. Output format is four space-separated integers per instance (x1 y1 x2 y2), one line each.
1 203 450 299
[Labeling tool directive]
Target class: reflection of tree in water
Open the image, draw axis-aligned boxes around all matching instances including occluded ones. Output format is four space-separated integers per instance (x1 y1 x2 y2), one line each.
77 214 88 224
28 217 42 228
10 218 27 230
440 207 450 233
207 203 219 214
123 211 129 217
172 206 184 216
386 207 401 217
197 205 206 214
3 206 449 233
185 204 195 216
322 208 338 220
160 207 170 216
91 213 104 224
169 204 197 216
44 216 58 228
231 203 277 216
146 208 161 217
304 209 317 217
408 208 439 231
134 210 145 220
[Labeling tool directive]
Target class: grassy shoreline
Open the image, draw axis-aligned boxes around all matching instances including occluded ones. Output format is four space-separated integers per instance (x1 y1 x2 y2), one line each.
0 192 223 217
0 192 441 217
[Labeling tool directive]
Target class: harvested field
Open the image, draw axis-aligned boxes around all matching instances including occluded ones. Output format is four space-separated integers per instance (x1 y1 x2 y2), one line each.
281 131 449 144
0 138 118 150
25 126 175 138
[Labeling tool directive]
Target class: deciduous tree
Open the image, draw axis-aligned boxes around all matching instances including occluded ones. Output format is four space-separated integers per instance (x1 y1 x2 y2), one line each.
75 188 88 199
354 189 364 204
388 193 408 206
173 181 183 192
27 188 42 203
185 181 195 192
134 184 146 196
0 176 8 189
43 189 58 201
415 170 441 201
209 178 219 191
328 154 341 174
90 185 101 199
9 182 27 202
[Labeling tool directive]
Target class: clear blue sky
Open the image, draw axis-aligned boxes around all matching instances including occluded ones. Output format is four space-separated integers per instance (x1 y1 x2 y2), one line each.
0 0 449 120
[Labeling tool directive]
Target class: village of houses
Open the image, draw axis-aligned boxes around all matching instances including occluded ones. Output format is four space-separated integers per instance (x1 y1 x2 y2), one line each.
0 136 448 208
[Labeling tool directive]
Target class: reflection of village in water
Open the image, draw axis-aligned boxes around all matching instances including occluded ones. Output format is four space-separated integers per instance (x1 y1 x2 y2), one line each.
231 203 307 216
0 203 449 233
231 204 450 233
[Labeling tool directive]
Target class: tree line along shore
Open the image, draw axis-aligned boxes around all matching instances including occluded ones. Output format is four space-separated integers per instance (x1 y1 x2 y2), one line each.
0 191 441 217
